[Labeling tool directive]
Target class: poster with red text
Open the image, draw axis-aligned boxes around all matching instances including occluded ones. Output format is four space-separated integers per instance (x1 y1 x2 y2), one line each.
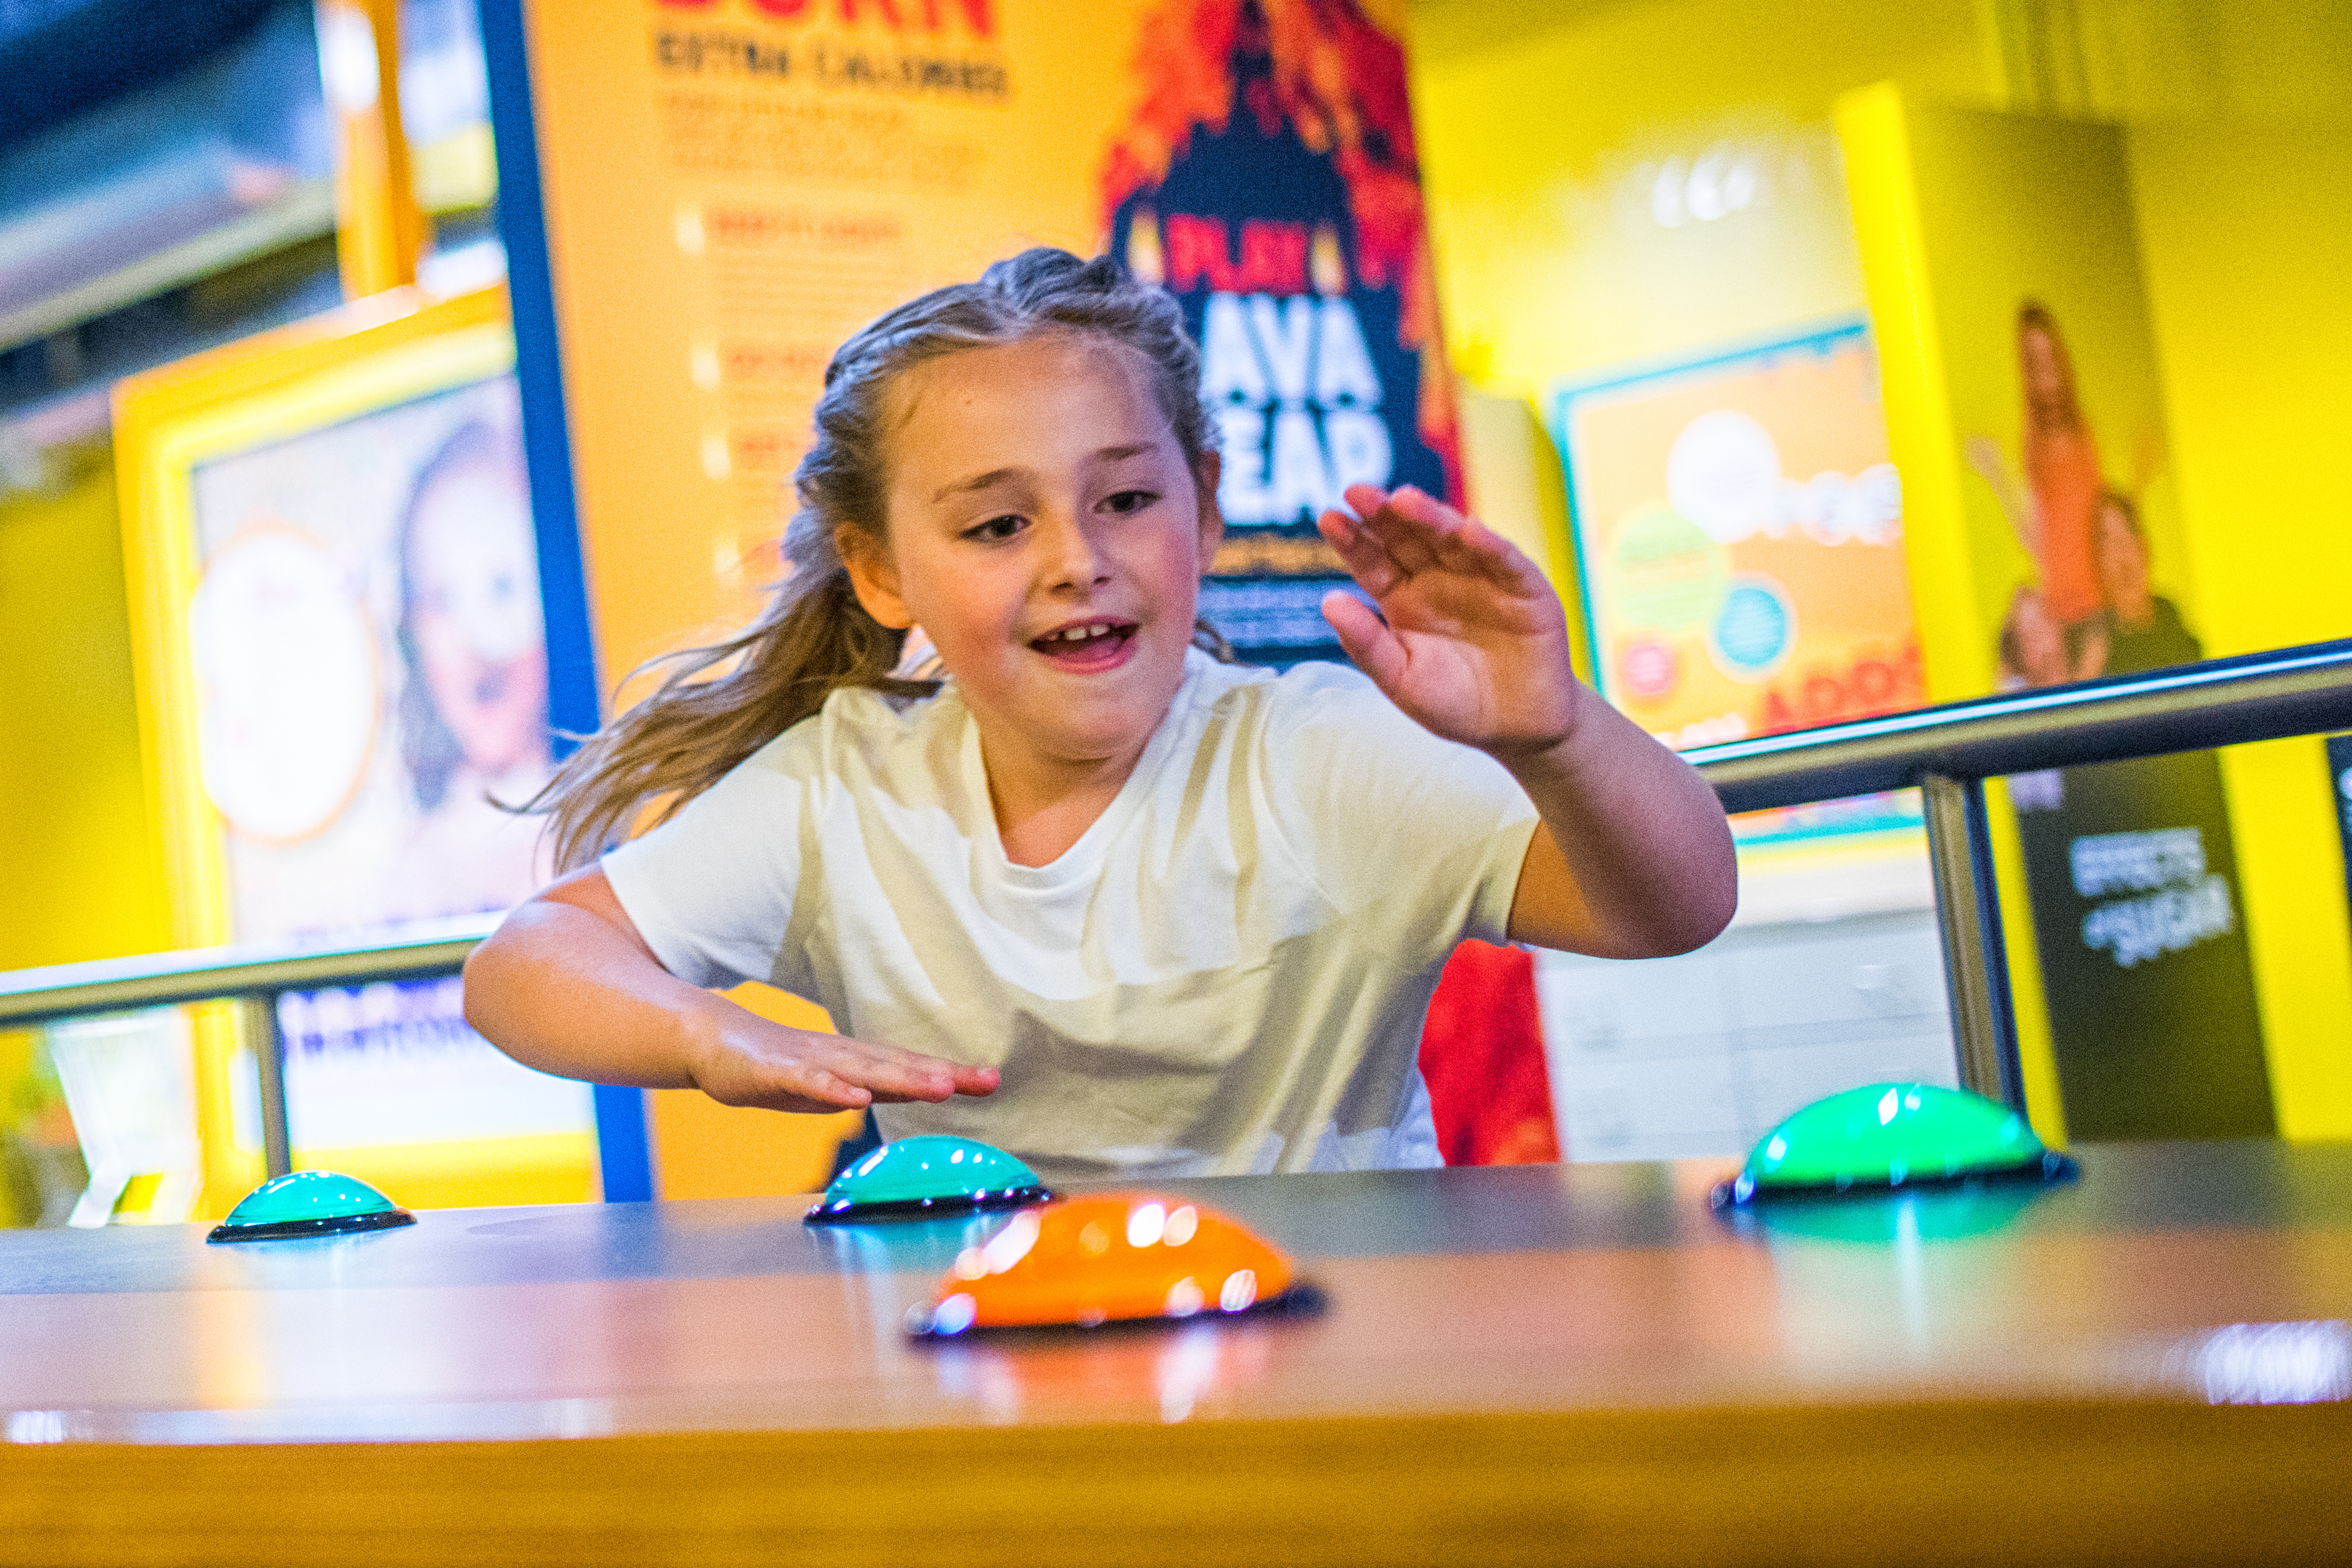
510 0 1449 678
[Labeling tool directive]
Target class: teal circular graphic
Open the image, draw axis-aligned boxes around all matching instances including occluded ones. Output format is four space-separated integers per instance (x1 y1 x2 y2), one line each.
1707 574 1796 684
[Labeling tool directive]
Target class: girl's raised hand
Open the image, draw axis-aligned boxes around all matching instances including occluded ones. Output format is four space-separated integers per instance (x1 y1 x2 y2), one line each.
1316 485 1583 757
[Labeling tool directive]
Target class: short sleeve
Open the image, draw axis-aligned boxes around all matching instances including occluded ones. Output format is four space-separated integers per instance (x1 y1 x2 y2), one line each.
600 736 812 991
1261 665 1539 954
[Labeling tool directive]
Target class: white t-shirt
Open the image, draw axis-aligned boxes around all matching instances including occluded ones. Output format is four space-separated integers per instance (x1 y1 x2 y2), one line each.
603 649 1539 1182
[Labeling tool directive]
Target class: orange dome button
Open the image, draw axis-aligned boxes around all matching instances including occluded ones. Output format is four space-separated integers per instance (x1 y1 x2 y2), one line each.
904 1194 1323 1337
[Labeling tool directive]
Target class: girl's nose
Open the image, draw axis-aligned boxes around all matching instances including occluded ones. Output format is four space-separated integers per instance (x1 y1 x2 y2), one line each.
1035 512 1111 590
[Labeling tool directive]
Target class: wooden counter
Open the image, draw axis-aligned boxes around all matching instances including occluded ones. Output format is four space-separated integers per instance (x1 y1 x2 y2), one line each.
3 1142 2348 1565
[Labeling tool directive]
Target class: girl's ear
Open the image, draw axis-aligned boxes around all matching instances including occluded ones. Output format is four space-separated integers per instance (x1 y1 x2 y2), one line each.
1193 450 1225 566
836 526 913 630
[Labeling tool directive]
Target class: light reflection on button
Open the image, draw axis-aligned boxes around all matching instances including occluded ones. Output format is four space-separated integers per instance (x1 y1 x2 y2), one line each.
1219 1269 1259 1312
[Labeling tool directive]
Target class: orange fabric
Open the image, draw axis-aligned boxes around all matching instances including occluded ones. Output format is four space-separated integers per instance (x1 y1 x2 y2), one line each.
1418 940 1561 1166
2029 427 2105 624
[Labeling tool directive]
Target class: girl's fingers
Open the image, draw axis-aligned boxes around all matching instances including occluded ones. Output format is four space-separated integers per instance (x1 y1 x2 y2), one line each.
826 1037 1000 1101
827 1045 959 1102
1351 486 1444 574
1322 589 1406 690
1347 485 1526 592
1315 508 1402 596
775 1062 872 1112
1437 514 1534 589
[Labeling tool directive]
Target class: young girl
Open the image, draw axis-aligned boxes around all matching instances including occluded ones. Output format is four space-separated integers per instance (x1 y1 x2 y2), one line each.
464 250 1735 1182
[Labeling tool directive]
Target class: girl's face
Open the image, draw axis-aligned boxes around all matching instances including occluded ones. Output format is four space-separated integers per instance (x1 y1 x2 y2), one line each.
844 333 1221 775
407 459 548 779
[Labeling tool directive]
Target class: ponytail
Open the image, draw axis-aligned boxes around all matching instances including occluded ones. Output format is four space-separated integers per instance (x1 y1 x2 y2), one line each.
531 566 936 873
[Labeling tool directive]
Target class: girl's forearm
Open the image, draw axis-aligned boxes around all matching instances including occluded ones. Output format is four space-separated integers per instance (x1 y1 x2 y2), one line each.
462 898 730 1088
1498 691 1737 958
464 870 995 1112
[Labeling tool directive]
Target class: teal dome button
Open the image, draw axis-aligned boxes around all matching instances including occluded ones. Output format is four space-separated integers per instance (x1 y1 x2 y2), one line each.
1712 1083 2077 1208
206 1170 417 1243
805 1136 1051 1225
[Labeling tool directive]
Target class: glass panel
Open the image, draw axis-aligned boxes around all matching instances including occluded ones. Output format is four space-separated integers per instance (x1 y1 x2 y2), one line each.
279 976 593 1159
40 1009 201 1228
1540 792 1954 1163
0 1026 86 1228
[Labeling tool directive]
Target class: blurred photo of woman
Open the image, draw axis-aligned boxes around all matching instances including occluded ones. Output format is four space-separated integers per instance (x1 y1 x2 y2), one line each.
1968 301 2110 685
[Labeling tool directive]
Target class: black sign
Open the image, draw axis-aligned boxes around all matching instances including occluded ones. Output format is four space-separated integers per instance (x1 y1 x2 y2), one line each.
2012 751 2275 1139
1106 49 1453 668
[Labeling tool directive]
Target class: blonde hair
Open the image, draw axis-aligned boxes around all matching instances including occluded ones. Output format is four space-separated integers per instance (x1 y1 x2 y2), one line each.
531 248 1229 872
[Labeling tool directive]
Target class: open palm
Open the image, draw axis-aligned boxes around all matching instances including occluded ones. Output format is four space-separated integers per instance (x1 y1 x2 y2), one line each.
1316 484 1582 756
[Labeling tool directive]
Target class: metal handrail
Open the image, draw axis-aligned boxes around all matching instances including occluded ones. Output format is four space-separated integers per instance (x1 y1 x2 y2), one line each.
2 638 2347 1170
0 912 506 1180
0 912 502 1030
1686 639 2352 813
1688 636 2352 1111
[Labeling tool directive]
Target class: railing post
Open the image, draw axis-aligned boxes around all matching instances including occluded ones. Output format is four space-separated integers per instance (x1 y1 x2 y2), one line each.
1920 773 2025 1108
241 993 294 1178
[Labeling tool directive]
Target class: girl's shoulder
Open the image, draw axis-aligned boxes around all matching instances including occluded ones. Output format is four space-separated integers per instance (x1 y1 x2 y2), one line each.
1193 653 1405 738
1187 654 1461 783
735 679 968 793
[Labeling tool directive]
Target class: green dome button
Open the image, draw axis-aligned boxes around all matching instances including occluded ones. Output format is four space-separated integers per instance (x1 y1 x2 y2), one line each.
805 1136 1051 1225
1712 1083 2076 1208
206 1170 416 1243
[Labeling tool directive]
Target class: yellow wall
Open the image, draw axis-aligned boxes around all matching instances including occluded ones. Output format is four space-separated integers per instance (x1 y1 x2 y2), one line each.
2131 118 2352 1141
1408 0 2352 1144
1407 0 1982 397
0 459 169 970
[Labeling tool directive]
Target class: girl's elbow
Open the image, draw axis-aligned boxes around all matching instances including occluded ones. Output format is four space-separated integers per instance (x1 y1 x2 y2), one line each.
459 925 532 1045
1681 873 1740 954
1640 852 1738 958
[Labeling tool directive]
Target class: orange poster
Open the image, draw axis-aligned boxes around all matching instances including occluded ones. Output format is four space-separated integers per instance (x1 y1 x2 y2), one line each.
493 0 1449 683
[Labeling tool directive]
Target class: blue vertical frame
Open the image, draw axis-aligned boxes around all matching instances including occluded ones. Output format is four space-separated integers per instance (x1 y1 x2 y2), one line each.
478 0 655 1204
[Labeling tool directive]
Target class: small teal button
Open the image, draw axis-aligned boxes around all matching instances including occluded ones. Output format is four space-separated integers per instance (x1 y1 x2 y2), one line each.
207 1170 416 1243
805 1136 1051 1224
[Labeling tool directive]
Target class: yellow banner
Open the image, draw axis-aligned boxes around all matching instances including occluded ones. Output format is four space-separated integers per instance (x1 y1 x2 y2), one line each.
521 0 1434 683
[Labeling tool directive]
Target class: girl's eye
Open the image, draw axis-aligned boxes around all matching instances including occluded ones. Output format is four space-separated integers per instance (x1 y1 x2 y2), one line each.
1101 489 1158 516
965 513 1026 543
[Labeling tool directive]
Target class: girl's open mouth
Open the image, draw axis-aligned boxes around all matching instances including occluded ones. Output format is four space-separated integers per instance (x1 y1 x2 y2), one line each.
1029 619 1138 670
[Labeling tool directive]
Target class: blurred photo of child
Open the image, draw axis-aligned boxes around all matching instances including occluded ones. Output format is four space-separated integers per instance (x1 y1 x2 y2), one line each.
393 417 554 915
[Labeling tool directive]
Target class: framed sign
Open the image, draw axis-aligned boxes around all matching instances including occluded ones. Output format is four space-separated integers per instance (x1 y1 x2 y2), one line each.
1551 320 1921 748
111 286 615 1210
1552 322 1926 850
482 0 1449 678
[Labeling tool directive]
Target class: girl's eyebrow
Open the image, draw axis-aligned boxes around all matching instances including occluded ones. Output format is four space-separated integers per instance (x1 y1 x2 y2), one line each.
933 467 1025 502
929 444 1158 503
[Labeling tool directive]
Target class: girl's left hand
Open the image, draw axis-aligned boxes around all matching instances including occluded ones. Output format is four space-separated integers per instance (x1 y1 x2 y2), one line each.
1316 485 1582 758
